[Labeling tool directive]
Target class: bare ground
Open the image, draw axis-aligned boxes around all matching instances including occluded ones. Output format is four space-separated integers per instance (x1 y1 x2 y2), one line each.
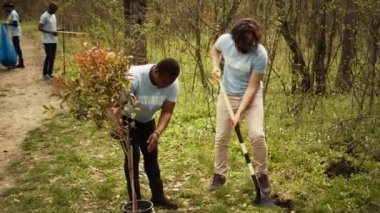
0 36 59 192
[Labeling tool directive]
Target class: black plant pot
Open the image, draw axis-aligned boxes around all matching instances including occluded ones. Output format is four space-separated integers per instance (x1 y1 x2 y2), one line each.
122 200 154 213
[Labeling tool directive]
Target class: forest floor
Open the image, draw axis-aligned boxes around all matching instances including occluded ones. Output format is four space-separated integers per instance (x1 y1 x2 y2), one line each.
0 36 58 193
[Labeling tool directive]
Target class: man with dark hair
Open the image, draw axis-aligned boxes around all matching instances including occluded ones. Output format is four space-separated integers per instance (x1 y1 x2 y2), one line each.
38 2 58 80
121 58 180 210
209 18 271 195
3 2 24 68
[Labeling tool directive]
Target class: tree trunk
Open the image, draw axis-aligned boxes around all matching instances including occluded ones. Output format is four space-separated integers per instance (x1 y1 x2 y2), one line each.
214 0 241 40
335 0 355 91
275 0 311 93
311 2 327 94
124 0 148 65
194 1 208 88
368 20 380 113
325 7 338 79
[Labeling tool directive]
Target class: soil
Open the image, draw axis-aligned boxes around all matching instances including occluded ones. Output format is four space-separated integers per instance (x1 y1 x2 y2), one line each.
325 159 360 178
0 36 59 193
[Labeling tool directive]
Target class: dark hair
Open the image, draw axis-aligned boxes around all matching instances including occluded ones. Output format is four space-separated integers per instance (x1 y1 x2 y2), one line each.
48 2 58 9
3 2 14 8
230 18 262 48
156 58 180 78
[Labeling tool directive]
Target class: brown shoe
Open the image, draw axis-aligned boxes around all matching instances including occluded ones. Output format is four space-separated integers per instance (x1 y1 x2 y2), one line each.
258 173 271 195
209 173 226 191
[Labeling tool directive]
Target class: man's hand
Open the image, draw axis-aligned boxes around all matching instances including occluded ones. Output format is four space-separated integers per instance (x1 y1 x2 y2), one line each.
51 31 58 36
147 131 160 153
212 67 221 80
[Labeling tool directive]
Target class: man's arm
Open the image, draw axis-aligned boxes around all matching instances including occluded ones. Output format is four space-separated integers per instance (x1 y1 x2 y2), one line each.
147 100 176 152
7 20 18 27
38 23 58 36
233 73 263 125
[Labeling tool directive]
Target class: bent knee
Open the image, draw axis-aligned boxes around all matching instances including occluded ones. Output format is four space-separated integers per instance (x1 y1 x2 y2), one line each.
249 134 266 147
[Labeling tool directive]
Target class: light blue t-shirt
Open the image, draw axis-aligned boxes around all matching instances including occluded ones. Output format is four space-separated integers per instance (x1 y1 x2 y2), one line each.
126 64 179 122
39 11 57 44
215 33 268 95
8 10 21 37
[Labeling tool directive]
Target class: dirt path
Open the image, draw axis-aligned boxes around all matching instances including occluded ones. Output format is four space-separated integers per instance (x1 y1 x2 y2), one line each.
0 36 59 192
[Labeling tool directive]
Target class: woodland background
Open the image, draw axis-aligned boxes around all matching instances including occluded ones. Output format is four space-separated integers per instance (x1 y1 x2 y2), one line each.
0 0 379 212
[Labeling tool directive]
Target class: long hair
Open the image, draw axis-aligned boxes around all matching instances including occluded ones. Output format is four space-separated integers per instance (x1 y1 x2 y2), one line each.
230 18 262 51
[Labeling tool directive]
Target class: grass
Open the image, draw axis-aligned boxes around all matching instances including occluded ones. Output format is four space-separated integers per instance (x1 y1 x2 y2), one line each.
0 91 379 212
1 23 379 212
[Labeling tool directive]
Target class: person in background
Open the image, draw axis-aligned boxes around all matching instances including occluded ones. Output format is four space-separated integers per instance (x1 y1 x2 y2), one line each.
3 2 24 68
209 18 271 195
119 58 180 210
38 2 58 80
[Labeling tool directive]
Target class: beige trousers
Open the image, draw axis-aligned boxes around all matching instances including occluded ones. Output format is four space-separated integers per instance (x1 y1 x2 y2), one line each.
214 93 267 176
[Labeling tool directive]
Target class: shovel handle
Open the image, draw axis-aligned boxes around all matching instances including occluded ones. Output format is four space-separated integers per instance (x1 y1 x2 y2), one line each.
219 79 262 202
219 80 235 119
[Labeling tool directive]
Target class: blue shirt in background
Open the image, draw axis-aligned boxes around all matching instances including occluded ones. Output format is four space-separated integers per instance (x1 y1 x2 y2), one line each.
126 64 179 122
215 33 268 95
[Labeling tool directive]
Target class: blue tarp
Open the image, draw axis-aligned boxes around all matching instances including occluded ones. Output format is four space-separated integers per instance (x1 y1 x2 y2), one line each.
0 24 17 67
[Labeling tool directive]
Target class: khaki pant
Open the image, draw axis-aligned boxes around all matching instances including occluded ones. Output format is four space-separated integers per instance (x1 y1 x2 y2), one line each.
214 93 267 176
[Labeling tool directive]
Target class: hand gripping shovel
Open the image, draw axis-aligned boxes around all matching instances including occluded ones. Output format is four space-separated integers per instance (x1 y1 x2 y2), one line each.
219 80 276 207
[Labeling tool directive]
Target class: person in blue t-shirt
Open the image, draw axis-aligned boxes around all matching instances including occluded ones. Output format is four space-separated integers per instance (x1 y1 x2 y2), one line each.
38 2 58 80
122 58 180 210
3 2 24 68
209 18 271 195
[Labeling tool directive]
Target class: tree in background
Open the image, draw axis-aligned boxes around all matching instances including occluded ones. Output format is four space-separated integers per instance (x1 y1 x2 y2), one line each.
275 0 311 93
124 0 147 65
310 1 328 94
335 0 356 91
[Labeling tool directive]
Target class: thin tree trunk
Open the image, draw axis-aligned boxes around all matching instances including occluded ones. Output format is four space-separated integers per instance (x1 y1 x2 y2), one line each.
214 0 241 40
124 0 147 65
311 3 327 94
275 0 310 93
368 20 380 113
325 8 338 75
336 0 355 90
194 1 208 88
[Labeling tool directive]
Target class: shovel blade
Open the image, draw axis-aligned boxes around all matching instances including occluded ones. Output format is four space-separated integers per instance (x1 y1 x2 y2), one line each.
253 196 277 208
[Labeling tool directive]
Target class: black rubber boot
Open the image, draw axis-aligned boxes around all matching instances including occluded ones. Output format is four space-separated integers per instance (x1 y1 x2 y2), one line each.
150 181 178 210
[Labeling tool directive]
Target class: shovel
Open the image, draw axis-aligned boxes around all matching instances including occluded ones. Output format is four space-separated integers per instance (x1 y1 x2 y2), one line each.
219 80 276 207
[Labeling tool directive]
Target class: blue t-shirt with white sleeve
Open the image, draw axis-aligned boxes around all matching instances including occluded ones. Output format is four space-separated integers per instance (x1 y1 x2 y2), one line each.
126 64 179 123
215 33 268 95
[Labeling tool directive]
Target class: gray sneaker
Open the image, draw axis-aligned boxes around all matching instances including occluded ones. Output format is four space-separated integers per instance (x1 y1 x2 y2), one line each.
258 173 271 195
209 173 226 191
43 75 50 80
